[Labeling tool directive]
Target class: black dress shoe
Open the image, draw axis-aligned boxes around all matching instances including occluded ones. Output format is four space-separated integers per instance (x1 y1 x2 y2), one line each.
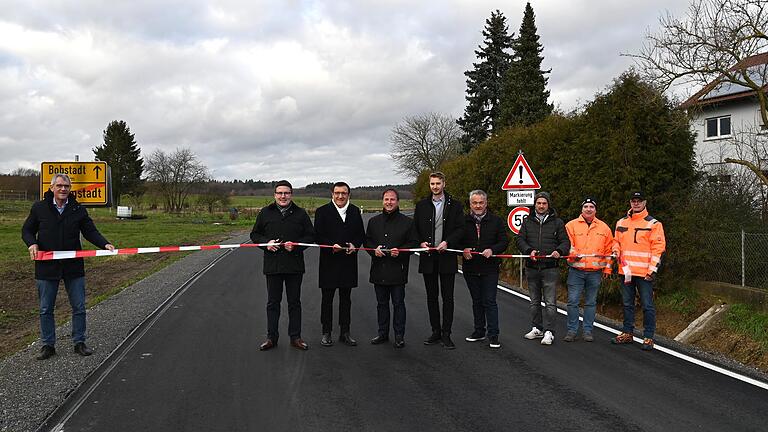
370 335 389 345
321 333 333 347
394 335 405 348
74 342 93 356
259 339 276 351
423 331 442 345
290 338 309 350
36 345 56 360
339 332 357 346
442 334 456 350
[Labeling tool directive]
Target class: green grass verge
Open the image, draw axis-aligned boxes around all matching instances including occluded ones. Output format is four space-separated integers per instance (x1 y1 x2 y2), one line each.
658 286 701 317
725 303 768 350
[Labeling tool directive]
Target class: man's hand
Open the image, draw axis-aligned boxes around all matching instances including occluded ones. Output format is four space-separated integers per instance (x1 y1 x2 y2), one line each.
644 272 655 282
550 250 561 259
463 248 473 260
482 248 493 258
374 246 385 258
420 241 430 249
28 244 38 261
105 244 115 251
390 247 400 258
284 241 295 252
572 254 583 261
267 239 280 252
436 241 448 252
530 250 538 261
332 243 343 253
345 242 356 255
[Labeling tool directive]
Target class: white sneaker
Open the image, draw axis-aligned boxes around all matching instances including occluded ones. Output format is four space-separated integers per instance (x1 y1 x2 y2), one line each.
541 331 554 345
524 327 544 339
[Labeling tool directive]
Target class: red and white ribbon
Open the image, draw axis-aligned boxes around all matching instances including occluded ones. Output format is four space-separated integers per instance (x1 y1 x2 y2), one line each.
35 242 615 262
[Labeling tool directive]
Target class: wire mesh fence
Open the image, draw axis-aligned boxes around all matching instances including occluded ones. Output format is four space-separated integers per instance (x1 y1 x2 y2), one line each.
0 190 28 201
699 231 768 289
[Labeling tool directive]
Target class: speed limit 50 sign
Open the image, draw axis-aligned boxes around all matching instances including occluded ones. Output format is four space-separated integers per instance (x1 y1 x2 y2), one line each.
507 206 530 235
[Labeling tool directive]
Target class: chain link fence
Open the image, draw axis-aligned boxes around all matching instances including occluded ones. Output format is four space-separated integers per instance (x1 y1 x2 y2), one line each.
699 231 768 289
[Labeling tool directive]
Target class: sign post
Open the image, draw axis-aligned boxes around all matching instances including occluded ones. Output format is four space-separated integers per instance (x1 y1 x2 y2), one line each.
40 161 110 206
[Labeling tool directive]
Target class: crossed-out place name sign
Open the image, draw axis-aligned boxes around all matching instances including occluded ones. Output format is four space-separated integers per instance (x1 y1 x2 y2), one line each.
40 161 109 206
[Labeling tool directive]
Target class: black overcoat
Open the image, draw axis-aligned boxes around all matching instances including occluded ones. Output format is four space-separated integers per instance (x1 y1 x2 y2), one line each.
21 191 110 280
314 201 365 289
413 192 464 274
364 209 418 285
250 202 315 275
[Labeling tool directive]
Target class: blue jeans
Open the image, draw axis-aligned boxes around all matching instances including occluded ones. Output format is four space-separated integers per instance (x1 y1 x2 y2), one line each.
621 276 656 338
463 273 499 337
37 277 86 346
566 269 601 334
374 284 406 337
526 267 558 333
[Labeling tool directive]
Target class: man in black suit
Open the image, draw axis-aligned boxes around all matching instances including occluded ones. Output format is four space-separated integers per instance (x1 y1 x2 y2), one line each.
251 180 315 351
413 172 464 349
314 182 365 347
364 188 418 348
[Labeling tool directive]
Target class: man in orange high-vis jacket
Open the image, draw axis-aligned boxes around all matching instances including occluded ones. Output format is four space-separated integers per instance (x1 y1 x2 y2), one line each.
563 197 613 343
610 191 666 351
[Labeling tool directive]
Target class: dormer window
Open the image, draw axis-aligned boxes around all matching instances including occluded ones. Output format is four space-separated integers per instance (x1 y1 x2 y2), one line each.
705 115 731 139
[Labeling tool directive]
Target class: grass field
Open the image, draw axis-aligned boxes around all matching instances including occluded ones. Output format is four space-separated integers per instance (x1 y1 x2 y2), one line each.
0 198 252 358
229 195 397 212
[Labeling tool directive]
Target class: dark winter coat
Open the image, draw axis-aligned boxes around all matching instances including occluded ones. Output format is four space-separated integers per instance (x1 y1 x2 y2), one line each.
21 191 110 280
364 209 418 285
515 207 570 269
250 202 315 275
460 211 509 275
314 201 365 289
413 192 464 274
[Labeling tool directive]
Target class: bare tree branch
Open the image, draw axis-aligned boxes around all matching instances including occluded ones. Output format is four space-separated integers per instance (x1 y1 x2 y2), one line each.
389 112 462 179
145 148 210 212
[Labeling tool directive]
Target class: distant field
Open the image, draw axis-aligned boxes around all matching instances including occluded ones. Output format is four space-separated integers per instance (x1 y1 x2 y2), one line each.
229 195 407 211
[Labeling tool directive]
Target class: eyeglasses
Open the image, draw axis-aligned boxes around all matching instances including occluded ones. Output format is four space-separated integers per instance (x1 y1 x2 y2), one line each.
275 191 292 196
333 192 349 196
53 184 71 189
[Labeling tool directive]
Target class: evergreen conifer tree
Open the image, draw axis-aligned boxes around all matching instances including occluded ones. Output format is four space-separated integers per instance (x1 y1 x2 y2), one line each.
93 120 143 206
457 10 514 152
499 2 553 128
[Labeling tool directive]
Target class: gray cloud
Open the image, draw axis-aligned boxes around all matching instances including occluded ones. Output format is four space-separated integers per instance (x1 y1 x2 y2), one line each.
0 0 689 186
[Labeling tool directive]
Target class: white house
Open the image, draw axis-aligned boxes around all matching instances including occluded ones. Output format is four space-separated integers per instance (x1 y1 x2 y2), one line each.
681 52 767 176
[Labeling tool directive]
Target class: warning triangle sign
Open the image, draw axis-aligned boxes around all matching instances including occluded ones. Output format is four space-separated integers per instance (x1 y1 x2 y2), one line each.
501 154 541 190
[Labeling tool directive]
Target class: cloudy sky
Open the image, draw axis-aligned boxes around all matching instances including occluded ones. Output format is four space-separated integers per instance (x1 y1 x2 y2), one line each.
0 0 690 187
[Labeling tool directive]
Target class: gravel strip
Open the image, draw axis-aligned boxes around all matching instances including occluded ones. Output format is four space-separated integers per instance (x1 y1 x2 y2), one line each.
0 233 250 432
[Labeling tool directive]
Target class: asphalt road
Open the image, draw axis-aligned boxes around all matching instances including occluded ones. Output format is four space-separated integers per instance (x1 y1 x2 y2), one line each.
43 235 767 431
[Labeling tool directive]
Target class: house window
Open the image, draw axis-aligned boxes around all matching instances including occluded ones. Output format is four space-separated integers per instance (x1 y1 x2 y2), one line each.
705 115 731 138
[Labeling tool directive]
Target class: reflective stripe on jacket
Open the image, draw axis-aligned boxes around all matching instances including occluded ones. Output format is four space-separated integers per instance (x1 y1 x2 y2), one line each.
565 215 613 273
612 208 666 277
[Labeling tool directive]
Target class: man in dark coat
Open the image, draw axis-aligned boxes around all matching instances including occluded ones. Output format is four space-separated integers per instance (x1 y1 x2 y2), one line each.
251 180 315 351
413 172 464 349
515 191 570 346
460 190 508 349
22 173 114 360
364 188 418 348
314 181 365 347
